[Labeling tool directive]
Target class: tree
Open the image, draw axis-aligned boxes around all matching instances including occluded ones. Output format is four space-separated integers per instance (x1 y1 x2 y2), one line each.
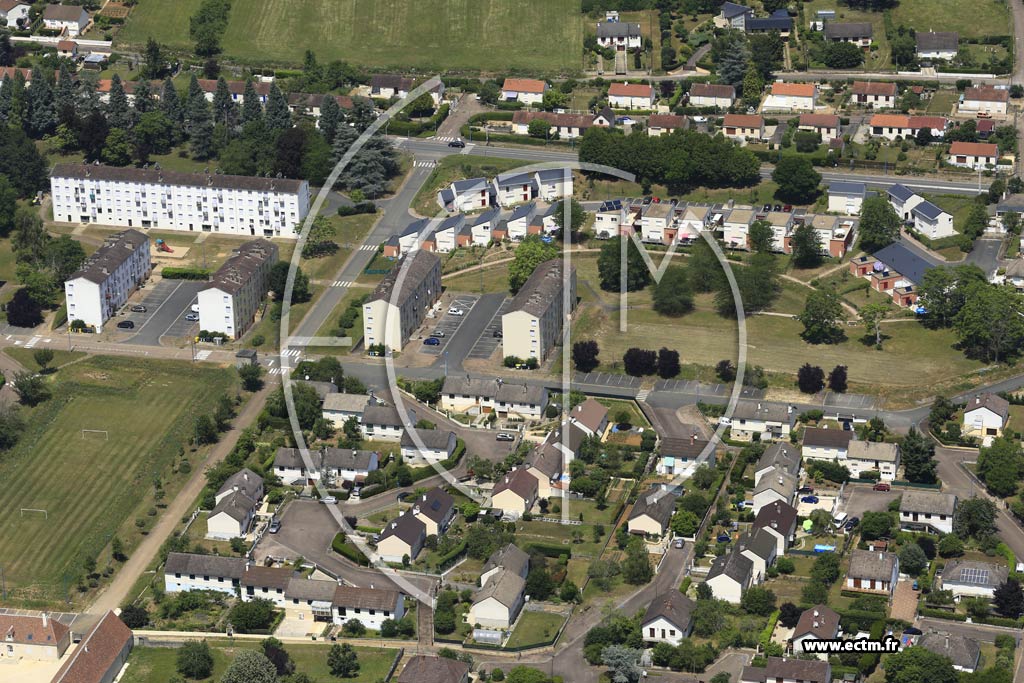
623 348 658 376
712 31 750 87
779 602 802 628
657 348 681 379
119 603 149 628
859 511 894 540
508 235 559 294
602 645 643 683
143 38 165 79
827 365 848 393
327 643 360 678
772 156 821 203
692 598 726 635
33 348 54 372
740 586 777 616
507 666 549 683
810 552 841 584
823 41 864 68
801 580 829 606
212 77 237 127
797 363 825 394
622 539 653 585
671 510 700 536
938 533 964 558
790 223 824 268
5 288 42 328
918 265 986 329
241 80 263 125
953 497 998 539
13 372 49 406
798 289 845 344
572 340 600 373
265 84 292 132
742 64 764 109
132 111 174 165
994 577 1024 618
748 219 774 253
261 637 294 676
238 363 263 391
268 261 311 303
228 598 276 632
598 237 651 292
883 646 958 683
341 619 366 637
176 640 214 680
977 437 1023 497
901 427 937 484
858 302 890 348
552 198 588 238
651 266 693 316
527 118 551 139
106 75 134 131
220 650 278 683
898 543 928 576
859 196 902 252
954 282 1024 363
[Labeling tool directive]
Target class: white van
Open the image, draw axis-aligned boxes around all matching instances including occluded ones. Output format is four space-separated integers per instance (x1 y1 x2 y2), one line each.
832 512 848 528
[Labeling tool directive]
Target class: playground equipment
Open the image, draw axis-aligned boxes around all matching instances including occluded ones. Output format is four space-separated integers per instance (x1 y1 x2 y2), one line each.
156 239 173 253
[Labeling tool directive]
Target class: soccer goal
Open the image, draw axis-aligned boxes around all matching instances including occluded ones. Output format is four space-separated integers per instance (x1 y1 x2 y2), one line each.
20 508 48 519
81 429 109 440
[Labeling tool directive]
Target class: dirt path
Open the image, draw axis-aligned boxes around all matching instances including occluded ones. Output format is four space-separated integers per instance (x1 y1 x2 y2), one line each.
780 273 860 318
88 378 278 614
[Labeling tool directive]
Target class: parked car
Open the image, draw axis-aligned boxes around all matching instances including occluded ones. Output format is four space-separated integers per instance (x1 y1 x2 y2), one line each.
872 482 891 492
430 331 445 338
448 139 466 148
131 304 147 313
844 517 860 531
762 203 772 212
674 538 684 549
800 495 820 504
448 307 464 316
116 320 135 329
185 313 199 322
773 204 782 212
321 496 337 504
692 116 707 123
783 204 793 212
797 486 814 494
190 302 200 313
268 519 281 533
492 329 503 338
423 337 441 346
397 492 411 502
496 432 515 442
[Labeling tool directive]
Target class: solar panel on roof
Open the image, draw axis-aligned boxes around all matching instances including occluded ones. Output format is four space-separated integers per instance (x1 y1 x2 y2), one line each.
959 567 990 584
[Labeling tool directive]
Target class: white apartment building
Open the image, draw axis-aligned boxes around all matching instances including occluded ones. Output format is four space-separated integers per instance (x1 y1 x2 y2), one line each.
197 239 278 338
51 164 311 238
64 228 150 332
363 250 442 352
502 259 577 360
164 552 245 596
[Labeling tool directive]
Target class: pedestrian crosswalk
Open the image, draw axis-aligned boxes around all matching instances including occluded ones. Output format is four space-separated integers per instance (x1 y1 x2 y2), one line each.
413 160 437 168
359 244 377 251
434 136 462 143
332 280 354 288
25 336 41 349
268 367 287 376
194 350 212 361
280 349 301 358
636 389 650 402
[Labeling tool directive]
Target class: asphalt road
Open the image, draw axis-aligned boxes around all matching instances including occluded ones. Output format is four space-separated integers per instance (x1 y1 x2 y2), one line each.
964 237 1005 278
432 292 506 370
122 279 204 346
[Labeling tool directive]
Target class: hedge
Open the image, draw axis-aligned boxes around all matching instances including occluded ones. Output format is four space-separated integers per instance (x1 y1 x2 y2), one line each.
432 540 468 571
458 125 573 147
410 439 466 482
332 534 371 566
469 111 515 123
386 104 450 136
919 607 967 622
162 266 211 280
51 303 67 330
760 610 780 651
523 541 571 558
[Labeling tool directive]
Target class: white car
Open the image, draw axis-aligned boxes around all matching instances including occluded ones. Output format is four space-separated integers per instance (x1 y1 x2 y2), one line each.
693 116 707 123
190 303 200 313
448 307 464 316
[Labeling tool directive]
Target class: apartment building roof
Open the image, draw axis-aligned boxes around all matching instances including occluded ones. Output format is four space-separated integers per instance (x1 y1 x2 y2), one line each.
202 239 277 295
51 163 305 193
507 258 574 318
67 228 148 284
367 249 440 307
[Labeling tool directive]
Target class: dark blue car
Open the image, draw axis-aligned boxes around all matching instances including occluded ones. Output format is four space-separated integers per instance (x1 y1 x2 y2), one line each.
423 337 441 346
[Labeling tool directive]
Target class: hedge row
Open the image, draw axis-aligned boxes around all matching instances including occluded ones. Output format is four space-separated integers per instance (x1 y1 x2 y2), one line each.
387 104 451 136
468 111 515 123
522 541 571 559
411 439 466 483
433 540 468 570
332 534 371 566
458 125 573 148
162 266 211 280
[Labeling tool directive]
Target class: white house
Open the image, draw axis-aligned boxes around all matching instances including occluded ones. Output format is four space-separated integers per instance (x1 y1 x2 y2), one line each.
164 552 245 595
752 470 797 515
917 31 959 60
608 82 655 110
851 81 897 108
899 490 957 535
332 585 405 631
827 181 866 215
938 559 1008 601
801 427 853 463
0 613 70 662
800 114 842 144
322 393 370 427
360 403 414 442
376 509 427 563
887 183 925 221
763 83 817 112
438 177 491 213
321 448 379 484
642 591 695 646
911 200 955 240
51 163 311 238
791 606 840 659
721 114 764 142
466 207 500 246
824 22 872 46
961 86 1009 115
741 658 831 683
533 168 573 202
42 4 89 36
198 239 278 339
491 468 539 518
241 565 295 607
596 21 642 50
64 229 150 332
627 486 677 537
492 172 534 207
500 78 547 105
430 214 465 254
273 447 321 485
468 568 526 629
738 527 777 583
481 544 529 587
846 550 899 597
640 200 676 243
869 114 949 141
962 393 1009 443
753 443 800 485
689 83 736 109
505 202 537 240
567 398 609 437
706 549 753 604
947 141 998 170
728 400 795 441
400 428 457 464
753 501 798 554
646 114 688 137
207 469 263 540
440 376 548 419
846 440 899 481
0 1 30 29
723 208 755 249
197 79 271 104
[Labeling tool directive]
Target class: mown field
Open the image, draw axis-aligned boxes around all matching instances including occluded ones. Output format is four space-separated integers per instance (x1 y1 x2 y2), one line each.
120 0 582 72
0 356 235 603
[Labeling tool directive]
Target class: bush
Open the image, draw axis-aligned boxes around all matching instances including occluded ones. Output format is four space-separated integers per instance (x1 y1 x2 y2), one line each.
162 266 212 280
331 534 370 565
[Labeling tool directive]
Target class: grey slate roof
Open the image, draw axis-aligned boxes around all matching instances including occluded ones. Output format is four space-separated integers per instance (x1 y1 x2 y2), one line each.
917 31 959 52
494 171 534 187
401 428 455 451
442 376 547 405
397 655 470 683
378 508 426 546
942 559 1008 588
322 393 371 413
219 468 263 500
900 490 957 516
467 207 500 228
912 200 947 222
742 657 831 683
493 467 539 502
872 241 939 285
756 443 800 477
321 448 377 472
732 400 792 424
274 447 317 471
793 605 840 640
917 633 980 671
535 168 572 183
721 2 752 18
753 501 798 535
362 402 411 427
596 22 641 38
642 591 695 631
747 11 792 31
285 577 338 602
965 392 1010 421
474 568 526 608
52 162 305 193
367 249 441 307
802 426 853 449
332 585 403 611
508 202 537 222
888 183 917 202
629 486 677 529
660 436 710 460
829 181 867 197
527 442 563 479
737 527 776 561
202 239 277 295
508 258 575 318
848 549 897 582
451 177 489 193
241 565 295 591
824 22 873 39
42 4 86 22
708 548 753 584
211 490 256 522
753 469 797 499
165 552 245 578
847 440 899 464
412 487 455 525
68 229 148 285
483 543 530 579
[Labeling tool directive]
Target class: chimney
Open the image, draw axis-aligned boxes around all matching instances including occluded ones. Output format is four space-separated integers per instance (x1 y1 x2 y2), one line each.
813 620 819 629
813 609 819 617
778 475 783 485
771 520 778 529
391 522 397 530
413 505 421 515
879 552 883 560
690 432 695 445
42 613 48 629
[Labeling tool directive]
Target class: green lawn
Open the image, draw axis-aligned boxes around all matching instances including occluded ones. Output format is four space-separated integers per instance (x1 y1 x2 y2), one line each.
0 236 16 281
3 348 86 372
801 0 892 70
890 0 1010 38
413 156 526 216
925 90 959 115
119 641 397 683
923 193 978 234
120 0 581 72
0 356 236 605
443 261 511 295
504 611 567 648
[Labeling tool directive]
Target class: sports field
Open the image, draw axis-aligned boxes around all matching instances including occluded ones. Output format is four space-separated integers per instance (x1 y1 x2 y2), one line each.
119 0 582 72
0 356 235 604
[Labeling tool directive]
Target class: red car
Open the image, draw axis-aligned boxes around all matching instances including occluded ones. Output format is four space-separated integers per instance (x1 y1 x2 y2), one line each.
873 482 891 492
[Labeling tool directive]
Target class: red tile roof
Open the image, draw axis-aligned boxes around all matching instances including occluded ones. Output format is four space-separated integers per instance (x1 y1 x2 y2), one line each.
723 114 763 128
51 611 132 683
949 141 998 157
964 86 1009 103
771 82 816 97
0 614 69 648
608 82 654 99
690 83 735 99
799 113 840 128
647 113 687 129
502 78 547 94
852 81 897 97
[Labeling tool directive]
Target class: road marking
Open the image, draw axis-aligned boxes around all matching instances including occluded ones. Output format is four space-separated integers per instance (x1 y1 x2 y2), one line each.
332 280 353 288
359 244 377 251
194 350 212 361
268 367 286 375
413 160 437 168
24 336 40 348
280 349 301 358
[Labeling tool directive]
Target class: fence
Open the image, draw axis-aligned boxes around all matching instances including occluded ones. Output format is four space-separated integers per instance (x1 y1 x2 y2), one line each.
383 648 404 681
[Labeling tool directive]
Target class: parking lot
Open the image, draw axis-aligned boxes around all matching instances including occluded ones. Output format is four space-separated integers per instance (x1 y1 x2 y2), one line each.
466 297 510 360
419 294 478 356
118 279 205 346
796 494 837 518
825 391 876 411
838 484 901 518
654 378 766 399
574 372 644 388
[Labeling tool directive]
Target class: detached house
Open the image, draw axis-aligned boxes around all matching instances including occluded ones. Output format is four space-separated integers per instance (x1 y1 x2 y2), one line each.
411 487 456 537
689 83 736 109
887 183 924 221
900 490 957 535
596 21 642 50
851 81 897 108
947 141 998 170
753 501 798 554
911 200 956 239
42 4 89 36
717 2 753 30
469 566 526 629
642 592 695 646
322 393 371 427
939 559 1008 601
753 443 800 485
846 550 899 597
657 436 711 474
501 78 547 105
729 400 795 441
721 114 764 142
763 83 817 112
0 1 29 29
608 82 655 110
827 181 866 214
824 22 872 47
208 469 263 540
918 633 981 673
376 509 427 563
482 544 530 586
647 114 688 137
961 86 1009 115
791 605 841 659
400 428 457 464
398 656 470 683
706 549 754 604
627 486 678 537
962 392 1009 443
752 469 798 515
801 427 853 463
917 31 959 60
799 114 841 143
491 468 539 518
741 657 831 683
846 440 899 481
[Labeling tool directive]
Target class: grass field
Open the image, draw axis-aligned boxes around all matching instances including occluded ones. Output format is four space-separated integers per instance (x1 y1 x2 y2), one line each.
413 156 526 216
504 611 567 648
0 356 235 604
890 0 1010 37
120 641 397 683
120 0 581 72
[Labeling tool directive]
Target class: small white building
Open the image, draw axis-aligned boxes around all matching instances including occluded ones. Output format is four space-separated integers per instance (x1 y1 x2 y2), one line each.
360 403 414 442
721 114 764 142
689 83 736 109
332 585 405 631
947 141 998 170
596 21 642 51
801 427 853 463
500 78 548 105
438 177 491 213
938 560 1008 601
887 183 925 222
642 591 695 646
64 229 150 332
728 400 795 441
846 440 899 481
491 468 539 518
505 202 537 239
370 74 414 99
706 549 753 604
627 486 677 537
723 208 755 249
800 114 842 144
207 469 263 540
164 552 245 595
851 81 897 108
738 527 777 583
916 31 959 60
322 393 370 427
827 181 866 215
962 393 1009 443
0 1 30 29
400 428 457 464
376 509 427 563
608 82 655 110
42 4 89 36
492 172 534 208
846 550 899 597
899 490 957 535
961 86 1009 115
791 605 841 660
241 565 295 607
197 239 278 339
911 200 956 240
752 470 797 515
533 168 573 202
763 83 817 112
468 568 526 629
753 501 798 554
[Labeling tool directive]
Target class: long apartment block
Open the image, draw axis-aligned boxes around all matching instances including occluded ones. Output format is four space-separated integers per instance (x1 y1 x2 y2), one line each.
197 239 279 338
64 228 151 331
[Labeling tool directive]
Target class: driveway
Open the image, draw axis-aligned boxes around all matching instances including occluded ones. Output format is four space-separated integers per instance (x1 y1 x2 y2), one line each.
466 296 509 361
965 236 1004 278
891 578 919 623
121 279 204 346
838 485 900 518
433 292 505 368
419 294 479 357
